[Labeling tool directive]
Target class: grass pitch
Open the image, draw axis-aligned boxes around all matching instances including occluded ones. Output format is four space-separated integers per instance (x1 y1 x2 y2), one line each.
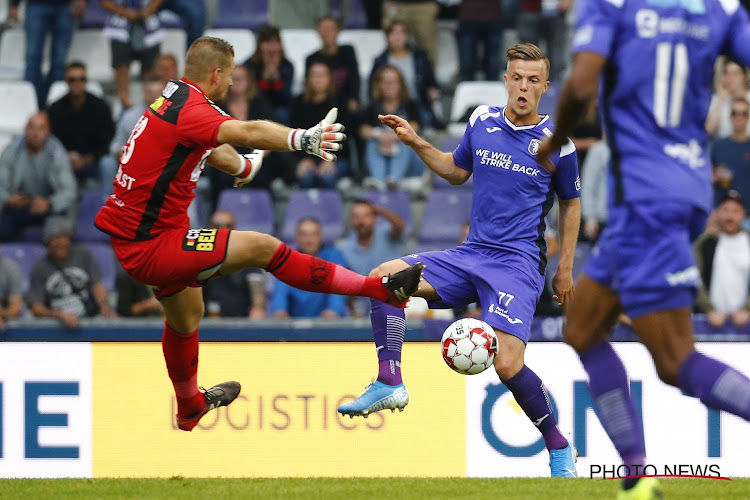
0 477 748 499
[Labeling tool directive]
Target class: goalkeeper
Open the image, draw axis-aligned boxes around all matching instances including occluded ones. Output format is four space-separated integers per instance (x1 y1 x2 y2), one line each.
94 37 423 432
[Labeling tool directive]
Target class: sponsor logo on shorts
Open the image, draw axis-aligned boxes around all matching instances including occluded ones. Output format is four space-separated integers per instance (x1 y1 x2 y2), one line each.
665 265 700 286
183 228 218 252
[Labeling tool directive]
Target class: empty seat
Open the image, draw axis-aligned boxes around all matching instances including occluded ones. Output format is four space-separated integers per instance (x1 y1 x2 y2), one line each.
74 188 111 243
161 30 187 73
204 29 256 64
46 79 104 106
213 0 269 30
67 30 112 82
281 189 343 245
0 80 38 135
436 23 458 88
448 81 508 136
215 188 274 234
357 189 414 237
418 190 472 244
0 28 50 81
86 242 117 291
0 242 46 294
337 29 387 84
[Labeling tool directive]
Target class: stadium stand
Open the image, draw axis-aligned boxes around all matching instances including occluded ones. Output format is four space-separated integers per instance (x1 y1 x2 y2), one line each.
281 189 343 245
0 28 43 81
448 81 509 136
87 241 117 292
358 189 414 237
436 22 459 88
279 29 321 93
216 188 274 234
417 189 472 247
0 242 45 294
214 0 269 30
0 80 38 135
74 188 111 244
336 29 387 84
203 29 256 64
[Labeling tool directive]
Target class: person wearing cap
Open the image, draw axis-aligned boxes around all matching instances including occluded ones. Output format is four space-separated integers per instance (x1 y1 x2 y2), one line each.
694 191 750 329
28 218 117 329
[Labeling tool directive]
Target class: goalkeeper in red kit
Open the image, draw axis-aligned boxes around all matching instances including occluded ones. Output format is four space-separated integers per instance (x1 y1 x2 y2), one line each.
94 37 422 431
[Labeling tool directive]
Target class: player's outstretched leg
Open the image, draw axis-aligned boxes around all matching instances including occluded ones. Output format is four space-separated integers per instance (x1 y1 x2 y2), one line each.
500 364 578 477
338 299 409 418
264 242 423 307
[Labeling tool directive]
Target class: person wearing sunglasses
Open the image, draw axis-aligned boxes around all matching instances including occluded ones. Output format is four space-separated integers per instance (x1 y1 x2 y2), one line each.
711 98 750 203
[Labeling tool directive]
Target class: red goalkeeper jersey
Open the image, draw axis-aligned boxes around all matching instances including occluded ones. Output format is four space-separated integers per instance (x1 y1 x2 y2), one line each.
95 78 234 241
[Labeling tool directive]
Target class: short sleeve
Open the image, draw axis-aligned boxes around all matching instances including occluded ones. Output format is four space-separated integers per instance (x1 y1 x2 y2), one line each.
553 140 581 200
571 0 621 59
177 99 235 149
724 2 750 67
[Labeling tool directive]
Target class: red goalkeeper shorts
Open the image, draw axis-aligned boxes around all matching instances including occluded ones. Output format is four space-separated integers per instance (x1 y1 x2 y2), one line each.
111 227 231 299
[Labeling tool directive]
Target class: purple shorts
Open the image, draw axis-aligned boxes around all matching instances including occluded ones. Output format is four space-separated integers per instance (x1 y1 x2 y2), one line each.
402 245 545 343
584 200 708 318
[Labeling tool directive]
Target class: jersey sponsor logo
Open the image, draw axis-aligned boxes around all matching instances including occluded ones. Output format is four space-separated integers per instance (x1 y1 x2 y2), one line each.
163 81 179 98
475 150 541 176
646 0 705 14
528 139 542 156
635 9 710 40
575 176 581 191
665 265 700 286
114 165 136 190
183 228 218 252
486 126 503 133
149 96 173 116
663 139 705 169
572 25 594 48
480 111 501 121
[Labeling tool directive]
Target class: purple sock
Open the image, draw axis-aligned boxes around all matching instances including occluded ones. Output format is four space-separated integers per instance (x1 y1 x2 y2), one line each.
371 299 405 386
502 365 569 450
679 351 750 420
579 342 645 467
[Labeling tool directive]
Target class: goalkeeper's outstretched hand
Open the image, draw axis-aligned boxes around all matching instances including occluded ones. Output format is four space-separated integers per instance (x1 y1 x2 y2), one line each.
288 107 346 161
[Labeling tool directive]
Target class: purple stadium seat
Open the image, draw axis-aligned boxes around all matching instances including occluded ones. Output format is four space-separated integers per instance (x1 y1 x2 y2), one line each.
213 0 268 30
358 189 413 237
281 189 343 245
75 188 112 243
418 190 472 244
215 188 274 234
0 242 45 294
86 242 117 291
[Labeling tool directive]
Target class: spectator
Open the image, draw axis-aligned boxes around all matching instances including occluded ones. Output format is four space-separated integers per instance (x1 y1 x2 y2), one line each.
100 74 165 186
0 243 23 330
382 0 439 66
338 199 405 317
209 65 293 199
517 0 571 81
269 0 329 29
244 25 295 124
202 210 267 318
101 0 164 110
7 0 87 108
306 15 362 113
48 62 115 187
706 60 750 139
570 99 603 168
154 53 179 83
29 218 117 329
370 21 441 129
360 65 422 189
116 270 162 316
0 112 77 242
289 62 352 189
158 0 205 49
271 218 347 319
694 191 750 329
580 139 610 242
711 97 750 202
456 0 505 82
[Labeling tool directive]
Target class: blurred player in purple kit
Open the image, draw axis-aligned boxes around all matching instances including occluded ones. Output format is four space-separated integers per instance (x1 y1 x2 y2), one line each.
339 44 582 477
538 0 750 496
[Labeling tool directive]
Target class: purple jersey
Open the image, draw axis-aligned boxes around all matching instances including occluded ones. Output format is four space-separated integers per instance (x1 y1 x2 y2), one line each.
572 0 750 212
452 105 580 273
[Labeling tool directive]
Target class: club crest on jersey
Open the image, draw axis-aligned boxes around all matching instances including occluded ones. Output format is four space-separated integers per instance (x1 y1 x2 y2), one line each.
528 139 542 156
183 228 218 252
480 111 500 121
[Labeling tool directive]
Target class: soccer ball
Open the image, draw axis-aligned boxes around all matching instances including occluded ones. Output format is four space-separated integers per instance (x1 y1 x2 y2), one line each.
441 318 498 375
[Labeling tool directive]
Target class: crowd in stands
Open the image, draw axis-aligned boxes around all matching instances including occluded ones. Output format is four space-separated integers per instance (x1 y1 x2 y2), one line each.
0 0 749 330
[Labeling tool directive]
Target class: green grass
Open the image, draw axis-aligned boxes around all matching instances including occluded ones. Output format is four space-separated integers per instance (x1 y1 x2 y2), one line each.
0 477 748 499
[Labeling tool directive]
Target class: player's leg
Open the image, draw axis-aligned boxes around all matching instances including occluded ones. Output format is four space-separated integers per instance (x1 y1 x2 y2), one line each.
159 286 240 431
633 308 750 420
220 230 423 306
338 257 440 417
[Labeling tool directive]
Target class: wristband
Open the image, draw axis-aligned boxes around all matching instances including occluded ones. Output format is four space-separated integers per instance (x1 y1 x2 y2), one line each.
287 128 302 151
235 154 252 179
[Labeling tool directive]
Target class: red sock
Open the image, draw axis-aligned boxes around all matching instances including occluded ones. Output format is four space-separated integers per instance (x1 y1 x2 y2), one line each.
265 243 390 302
162 322 204 418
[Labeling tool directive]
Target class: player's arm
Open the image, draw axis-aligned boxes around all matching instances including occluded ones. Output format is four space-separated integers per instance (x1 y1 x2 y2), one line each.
552 197 580 307
378 114 471 185
538 52 606 166
216 108 346 162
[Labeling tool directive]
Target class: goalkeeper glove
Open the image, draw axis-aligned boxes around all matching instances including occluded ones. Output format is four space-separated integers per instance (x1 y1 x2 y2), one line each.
287 107 346 161
233 150 264 187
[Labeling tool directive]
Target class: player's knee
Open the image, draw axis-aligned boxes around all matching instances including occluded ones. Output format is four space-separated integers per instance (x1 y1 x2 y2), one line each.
494 353 523 380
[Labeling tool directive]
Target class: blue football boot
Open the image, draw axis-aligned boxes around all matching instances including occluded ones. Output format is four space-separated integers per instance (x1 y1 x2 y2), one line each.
549 442 578 477
337 379 409 418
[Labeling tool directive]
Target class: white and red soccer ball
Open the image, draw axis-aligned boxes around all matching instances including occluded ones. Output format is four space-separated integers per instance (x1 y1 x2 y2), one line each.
441 318 498 375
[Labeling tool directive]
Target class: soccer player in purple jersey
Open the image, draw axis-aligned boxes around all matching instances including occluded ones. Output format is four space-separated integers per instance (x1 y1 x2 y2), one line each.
538 0 750 496
338 44 582 477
